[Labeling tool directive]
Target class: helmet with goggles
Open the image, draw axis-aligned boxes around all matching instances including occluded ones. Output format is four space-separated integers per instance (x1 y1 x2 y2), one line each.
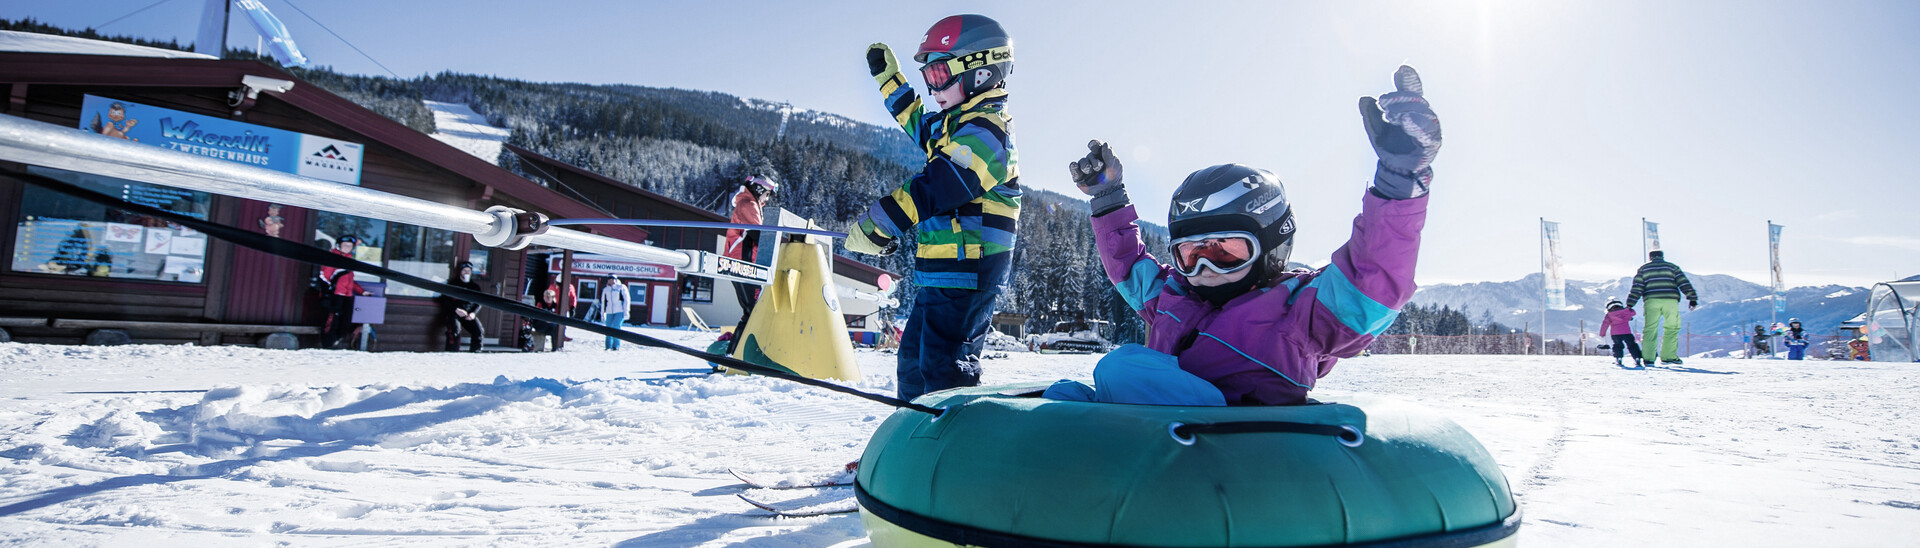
1167 164 1295 281
915 14 1013 96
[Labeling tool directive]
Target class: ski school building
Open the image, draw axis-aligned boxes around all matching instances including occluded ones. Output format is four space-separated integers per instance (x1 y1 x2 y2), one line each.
0 35 894 350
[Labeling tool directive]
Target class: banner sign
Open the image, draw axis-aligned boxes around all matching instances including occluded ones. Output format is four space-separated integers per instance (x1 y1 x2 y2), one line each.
1643 219 1661 254
1770 222 1786 314
235 0 309 67
1542 219 1566 310
550 254 677 280
80 95 363 185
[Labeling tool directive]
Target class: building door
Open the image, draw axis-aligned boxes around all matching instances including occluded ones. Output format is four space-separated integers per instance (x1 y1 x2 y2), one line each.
651 284 671 325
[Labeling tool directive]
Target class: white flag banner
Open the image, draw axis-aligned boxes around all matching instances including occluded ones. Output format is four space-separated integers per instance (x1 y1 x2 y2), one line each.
235 0 308 67
1769 222 1785 314
1643 219 1662 254
1543 220 1566 310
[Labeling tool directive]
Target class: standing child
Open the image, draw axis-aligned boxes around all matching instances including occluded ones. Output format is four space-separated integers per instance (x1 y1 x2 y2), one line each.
1054 65 1442 406
1599 299 1644 367
845 14 1021 400
1782 318 1810 360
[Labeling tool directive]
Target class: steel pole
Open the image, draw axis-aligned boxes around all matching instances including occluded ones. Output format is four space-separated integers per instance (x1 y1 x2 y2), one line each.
0 114 693 268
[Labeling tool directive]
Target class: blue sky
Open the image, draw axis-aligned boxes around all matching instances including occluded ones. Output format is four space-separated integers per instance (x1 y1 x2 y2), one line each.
7 0 1916 288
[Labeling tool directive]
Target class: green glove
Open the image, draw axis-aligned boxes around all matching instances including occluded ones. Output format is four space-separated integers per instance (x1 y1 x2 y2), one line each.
844 220 893 255
867 43 900 86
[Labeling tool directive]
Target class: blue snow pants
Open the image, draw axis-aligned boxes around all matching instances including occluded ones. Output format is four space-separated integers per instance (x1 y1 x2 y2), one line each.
1042 344 1228 406
604 312 626 350
897 286 1000 400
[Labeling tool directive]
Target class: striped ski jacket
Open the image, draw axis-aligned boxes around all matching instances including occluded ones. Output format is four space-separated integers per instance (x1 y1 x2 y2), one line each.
853 74 1021 290
1625 259 1698 307
1092 191 1428 405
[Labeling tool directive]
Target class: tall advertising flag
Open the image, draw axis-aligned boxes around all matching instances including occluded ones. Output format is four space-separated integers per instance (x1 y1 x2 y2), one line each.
1643 218 1662 255
235 0 308 67
1542 219 1566 310
1769 222 1786 315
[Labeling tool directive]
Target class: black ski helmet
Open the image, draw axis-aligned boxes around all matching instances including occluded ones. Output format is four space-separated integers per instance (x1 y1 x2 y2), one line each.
1167 164 1296 283
915 14 1013 96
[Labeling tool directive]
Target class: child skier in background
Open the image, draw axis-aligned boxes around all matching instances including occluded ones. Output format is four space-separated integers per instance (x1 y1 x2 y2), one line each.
844 14 1021 400
1599 299 1644 367
1751 324 1772 359
1782 318 1810 360
1051 65 1441 406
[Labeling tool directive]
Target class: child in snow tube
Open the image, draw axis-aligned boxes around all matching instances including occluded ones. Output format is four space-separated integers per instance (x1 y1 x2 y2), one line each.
1053 64 1441 406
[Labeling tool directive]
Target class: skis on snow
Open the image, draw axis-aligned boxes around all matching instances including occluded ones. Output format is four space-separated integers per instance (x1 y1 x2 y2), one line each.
736 493 859 517
728 468 854 489
731 467 859 517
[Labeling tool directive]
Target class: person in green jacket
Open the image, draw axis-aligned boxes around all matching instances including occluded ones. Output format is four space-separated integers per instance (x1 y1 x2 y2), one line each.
1624 250 1698 365
845 14 1021 400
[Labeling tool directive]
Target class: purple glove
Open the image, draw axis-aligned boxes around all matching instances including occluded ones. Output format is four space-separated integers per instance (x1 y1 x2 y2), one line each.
1360 65 1442 200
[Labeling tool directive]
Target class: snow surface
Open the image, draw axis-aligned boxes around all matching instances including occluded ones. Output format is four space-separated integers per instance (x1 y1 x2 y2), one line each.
426 101 510 165
3 327 1918 546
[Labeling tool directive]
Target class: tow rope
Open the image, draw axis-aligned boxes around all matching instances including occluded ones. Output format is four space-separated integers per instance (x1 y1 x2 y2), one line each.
19 172 943 417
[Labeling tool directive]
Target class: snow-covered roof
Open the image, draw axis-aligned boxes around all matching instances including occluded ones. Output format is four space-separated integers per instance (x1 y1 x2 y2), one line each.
0 30 216 59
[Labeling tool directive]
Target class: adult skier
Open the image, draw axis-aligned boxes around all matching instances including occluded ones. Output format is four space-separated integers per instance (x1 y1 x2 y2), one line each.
1625 250 1698 365
600 276 630 350
844 14 1021 400
318 236 370 349
440 261 485 352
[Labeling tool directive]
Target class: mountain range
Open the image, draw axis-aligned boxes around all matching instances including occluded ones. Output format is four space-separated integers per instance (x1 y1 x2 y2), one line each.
1409 273 1869 355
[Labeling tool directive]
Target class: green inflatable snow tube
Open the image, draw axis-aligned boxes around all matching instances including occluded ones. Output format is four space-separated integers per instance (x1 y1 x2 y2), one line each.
855 383 1520 547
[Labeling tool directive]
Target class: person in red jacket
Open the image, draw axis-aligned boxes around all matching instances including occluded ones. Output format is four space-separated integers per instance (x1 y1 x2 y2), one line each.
724 174 777 261
319 236 372 349
1599 299 1644 368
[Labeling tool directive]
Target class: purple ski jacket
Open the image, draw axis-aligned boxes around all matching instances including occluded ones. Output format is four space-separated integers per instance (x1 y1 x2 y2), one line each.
1092 192 1427 405
1599 307 1635 337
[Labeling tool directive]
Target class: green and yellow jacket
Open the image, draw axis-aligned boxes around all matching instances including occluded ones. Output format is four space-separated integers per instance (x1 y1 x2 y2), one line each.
854 72 1021 290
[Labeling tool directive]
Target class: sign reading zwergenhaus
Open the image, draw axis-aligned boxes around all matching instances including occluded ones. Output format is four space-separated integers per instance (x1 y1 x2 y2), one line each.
80 94 364 185
550 254 677 281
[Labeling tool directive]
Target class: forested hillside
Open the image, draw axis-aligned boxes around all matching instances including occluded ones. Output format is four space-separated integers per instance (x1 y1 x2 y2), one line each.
289 65 1172 342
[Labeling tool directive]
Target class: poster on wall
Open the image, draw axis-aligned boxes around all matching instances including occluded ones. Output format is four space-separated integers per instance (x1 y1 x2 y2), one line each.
79 94 363 185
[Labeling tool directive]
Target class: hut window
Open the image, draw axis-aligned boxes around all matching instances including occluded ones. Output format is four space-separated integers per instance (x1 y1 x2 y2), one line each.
385 224 457 298
10 168 212 283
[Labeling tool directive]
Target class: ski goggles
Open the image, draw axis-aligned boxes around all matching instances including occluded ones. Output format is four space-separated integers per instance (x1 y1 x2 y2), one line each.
919 46 1013 92
1170 231 1260 277
920 56 961 92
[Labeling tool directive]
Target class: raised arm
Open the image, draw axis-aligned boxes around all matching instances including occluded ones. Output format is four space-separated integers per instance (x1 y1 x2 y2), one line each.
867 44 925 140
1297 65 1442 358
1068 140 1173 315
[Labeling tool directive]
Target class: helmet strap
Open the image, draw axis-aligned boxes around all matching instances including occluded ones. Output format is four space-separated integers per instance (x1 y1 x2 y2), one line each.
1191 275 1259 306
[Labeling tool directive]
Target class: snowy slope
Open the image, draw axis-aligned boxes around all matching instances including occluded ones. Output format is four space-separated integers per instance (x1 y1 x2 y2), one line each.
425 100 510 165
2 329 1917 546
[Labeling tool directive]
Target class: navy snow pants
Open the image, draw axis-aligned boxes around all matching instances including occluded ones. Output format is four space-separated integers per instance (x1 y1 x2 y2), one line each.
897 286 1000 400
1611 334 1644 362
